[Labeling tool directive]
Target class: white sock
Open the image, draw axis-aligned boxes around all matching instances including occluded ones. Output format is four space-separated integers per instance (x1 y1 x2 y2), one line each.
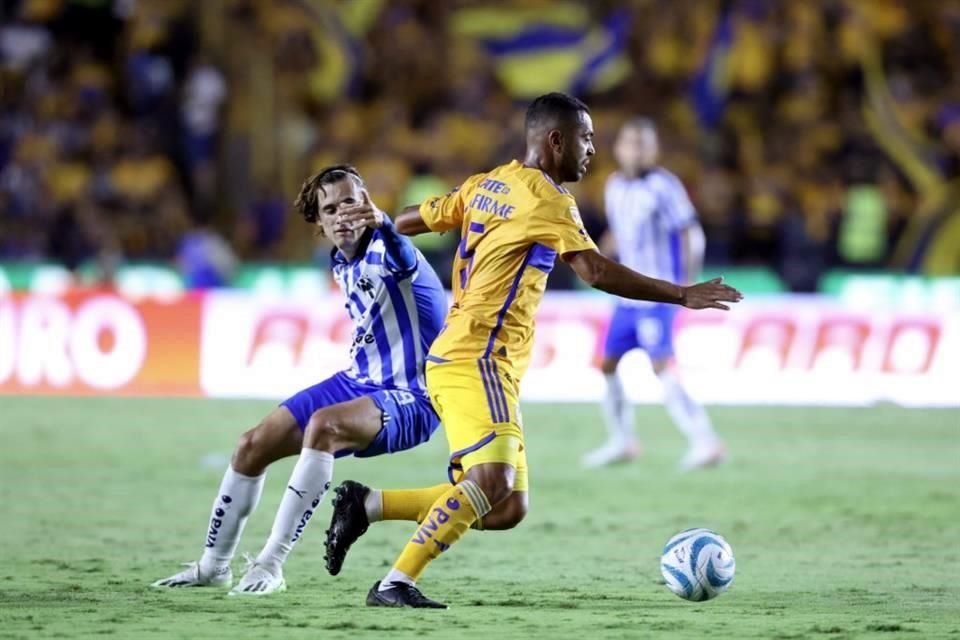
365 489 383 523
380 567 415 591
198 466 265 576
602 372 635 446
254 448 334 574
658 369 718 448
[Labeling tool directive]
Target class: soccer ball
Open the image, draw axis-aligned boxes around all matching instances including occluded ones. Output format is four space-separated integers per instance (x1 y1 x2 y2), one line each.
660 528 735 601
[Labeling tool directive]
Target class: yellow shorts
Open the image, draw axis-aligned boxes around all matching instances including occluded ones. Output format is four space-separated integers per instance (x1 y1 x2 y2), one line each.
426 358 528 492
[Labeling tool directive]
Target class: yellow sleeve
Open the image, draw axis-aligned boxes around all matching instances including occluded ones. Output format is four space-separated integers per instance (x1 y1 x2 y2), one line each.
419 173 484 233
530 196 598 255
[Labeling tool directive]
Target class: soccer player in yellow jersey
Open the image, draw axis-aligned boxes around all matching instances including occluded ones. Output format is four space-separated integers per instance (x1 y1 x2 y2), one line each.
325 92 742 608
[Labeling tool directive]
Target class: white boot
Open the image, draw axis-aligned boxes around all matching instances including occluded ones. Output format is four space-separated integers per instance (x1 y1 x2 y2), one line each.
151 562 232 589
229 553 287 596
581 439 641 469
679 442 726 472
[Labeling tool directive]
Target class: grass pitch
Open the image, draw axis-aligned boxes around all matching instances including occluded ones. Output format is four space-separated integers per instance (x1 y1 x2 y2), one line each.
0 397 957 639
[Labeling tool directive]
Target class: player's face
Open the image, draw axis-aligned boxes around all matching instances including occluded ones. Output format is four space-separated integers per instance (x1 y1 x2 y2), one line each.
317 178 365 252
556 111 595 183
614 125 658 173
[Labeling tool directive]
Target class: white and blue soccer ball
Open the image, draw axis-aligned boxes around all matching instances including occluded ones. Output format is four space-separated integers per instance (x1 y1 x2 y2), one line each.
660 528 735 602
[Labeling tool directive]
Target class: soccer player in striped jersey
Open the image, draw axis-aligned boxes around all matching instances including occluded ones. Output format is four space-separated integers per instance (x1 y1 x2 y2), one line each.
582 118 726 471
151 165 448 595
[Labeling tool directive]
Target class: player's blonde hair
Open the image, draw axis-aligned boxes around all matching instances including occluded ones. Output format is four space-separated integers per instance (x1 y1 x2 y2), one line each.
294 164 365 223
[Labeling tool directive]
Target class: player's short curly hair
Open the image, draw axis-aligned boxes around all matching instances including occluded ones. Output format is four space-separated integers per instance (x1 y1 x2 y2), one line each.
293 164 365 223
525 92 590 133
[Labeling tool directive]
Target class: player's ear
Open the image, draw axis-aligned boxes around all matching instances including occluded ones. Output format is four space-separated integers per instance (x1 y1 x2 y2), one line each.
548 129 564 152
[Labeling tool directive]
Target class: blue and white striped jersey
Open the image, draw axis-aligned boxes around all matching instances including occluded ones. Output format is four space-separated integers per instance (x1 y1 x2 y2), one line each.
605 168 697 305
331 228 446 393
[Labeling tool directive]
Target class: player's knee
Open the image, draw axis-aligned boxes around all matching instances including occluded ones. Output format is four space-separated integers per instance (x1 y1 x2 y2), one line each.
303 409 342 452
232 426 267 474
483 493 528 530
500 498 527 529
467 464 515 507
652 359 671 376
479 480 513 510
601 357 619 375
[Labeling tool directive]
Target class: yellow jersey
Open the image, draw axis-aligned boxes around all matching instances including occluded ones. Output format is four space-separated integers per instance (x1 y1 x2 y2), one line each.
419 159 597 378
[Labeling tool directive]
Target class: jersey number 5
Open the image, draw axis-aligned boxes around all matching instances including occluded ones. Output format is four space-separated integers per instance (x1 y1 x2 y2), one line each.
457 221 486 289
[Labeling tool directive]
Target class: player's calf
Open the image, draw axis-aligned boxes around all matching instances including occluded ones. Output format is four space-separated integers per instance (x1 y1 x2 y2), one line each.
373 476 497 603
324 482 527 577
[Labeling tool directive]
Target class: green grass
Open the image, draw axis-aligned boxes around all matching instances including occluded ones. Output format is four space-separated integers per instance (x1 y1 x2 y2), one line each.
0 398 957 639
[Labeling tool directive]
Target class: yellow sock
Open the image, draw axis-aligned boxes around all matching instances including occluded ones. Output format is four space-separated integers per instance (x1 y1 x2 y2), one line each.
393 480 492 581
382 485 450 522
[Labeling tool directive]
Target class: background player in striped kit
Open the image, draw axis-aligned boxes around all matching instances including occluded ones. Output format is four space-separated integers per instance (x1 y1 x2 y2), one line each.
582 118 726 471
152 165 448 595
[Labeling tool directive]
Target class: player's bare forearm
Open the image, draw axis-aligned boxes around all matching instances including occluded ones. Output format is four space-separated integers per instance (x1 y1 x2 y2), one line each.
395 206 431 236
566 249 743 310
567 249 683 303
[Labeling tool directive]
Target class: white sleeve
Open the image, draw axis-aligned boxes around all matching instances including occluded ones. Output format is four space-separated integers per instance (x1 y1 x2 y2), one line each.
659 172 697 232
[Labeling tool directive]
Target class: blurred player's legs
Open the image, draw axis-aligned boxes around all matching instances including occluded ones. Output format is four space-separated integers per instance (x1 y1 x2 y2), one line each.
583 305 646 468
582 352 642 468
584 304 723 470
651 358 725 471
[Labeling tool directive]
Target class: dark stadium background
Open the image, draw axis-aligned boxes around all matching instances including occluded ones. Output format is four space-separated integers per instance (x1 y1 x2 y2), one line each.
4 0 959 290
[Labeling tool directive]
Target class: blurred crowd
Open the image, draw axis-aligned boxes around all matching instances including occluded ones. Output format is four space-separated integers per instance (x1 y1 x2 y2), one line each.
2 0 959 290
0 0 231 285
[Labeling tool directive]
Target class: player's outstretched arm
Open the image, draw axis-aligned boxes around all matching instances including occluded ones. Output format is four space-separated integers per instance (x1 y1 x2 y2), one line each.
395 206 432 236
565 249 743 310
378 217 417 272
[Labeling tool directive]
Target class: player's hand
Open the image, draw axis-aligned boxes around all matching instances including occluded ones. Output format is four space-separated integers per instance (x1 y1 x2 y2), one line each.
680 277 743 311
338 191 387 230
